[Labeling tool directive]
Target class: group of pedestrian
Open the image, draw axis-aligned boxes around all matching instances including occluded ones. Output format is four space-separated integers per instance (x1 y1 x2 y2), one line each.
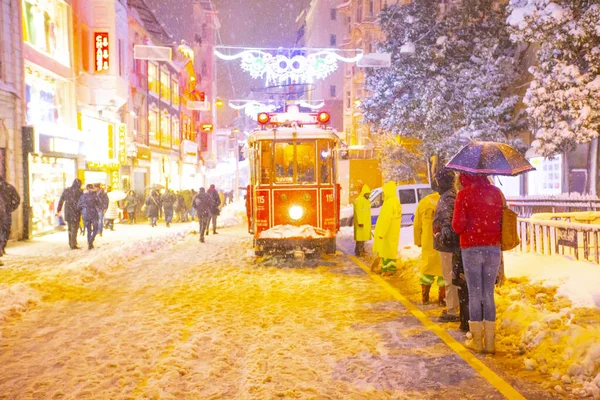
191 184 222 243
353 169 504 354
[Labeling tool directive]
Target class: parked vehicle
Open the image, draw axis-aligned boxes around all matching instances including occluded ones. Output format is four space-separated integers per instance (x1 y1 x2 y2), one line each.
341 183 433 227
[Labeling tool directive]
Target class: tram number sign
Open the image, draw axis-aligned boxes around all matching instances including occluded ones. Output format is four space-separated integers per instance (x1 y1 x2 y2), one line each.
326 194 334 203
255 190 270 230
321 189 336 232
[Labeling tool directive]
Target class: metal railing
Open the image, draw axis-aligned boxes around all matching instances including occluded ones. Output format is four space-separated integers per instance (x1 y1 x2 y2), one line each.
515 217 600 264
507 197 600 218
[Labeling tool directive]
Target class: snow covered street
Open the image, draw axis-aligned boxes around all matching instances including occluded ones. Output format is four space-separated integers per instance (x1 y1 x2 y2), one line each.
0 221 578 399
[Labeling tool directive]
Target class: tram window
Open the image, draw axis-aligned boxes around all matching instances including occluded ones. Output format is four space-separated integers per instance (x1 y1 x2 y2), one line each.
297 141 317 184
260 142 273 184
274 141 294 183
318 140 332 184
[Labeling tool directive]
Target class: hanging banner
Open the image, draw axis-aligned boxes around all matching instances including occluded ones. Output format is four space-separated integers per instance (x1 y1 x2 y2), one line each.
118 123 127 164
95 32 110 72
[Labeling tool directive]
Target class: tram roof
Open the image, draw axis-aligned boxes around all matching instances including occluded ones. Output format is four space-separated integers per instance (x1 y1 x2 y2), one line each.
248 126 340 142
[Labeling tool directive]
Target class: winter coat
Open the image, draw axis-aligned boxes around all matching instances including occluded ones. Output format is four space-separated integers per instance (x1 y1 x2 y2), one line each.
414 192 442 277
145 194 160 218
353 184 372 242
98 191 109 211
125 194 138 213
193 189 212 218
161 192 176 212
105 200 120 220
78 191 103 222
207 188 221 215
0 179 20 222
57 179 83 223
452 174 503 249
373 181 402 260
433 190 460 253
218 191 226 209
176 194 186 213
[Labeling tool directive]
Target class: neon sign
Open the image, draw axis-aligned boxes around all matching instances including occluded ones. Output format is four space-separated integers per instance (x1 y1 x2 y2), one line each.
95 32 110 72
118 124 127 164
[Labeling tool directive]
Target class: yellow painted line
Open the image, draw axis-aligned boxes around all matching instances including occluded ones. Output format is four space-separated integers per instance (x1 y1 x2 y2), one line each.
343 250 526 400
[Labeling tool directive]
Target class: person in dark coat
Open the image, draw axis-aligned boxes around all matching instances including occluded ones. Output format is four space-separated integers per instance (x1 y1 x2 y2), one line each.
145 190 160 227
432 168 461 323
193 187 212 243
206 184 221 235
57 179 83 249
125 190 138 224
77 184 103 250
161 189 176 227
95 184 109 237
0 177 20 258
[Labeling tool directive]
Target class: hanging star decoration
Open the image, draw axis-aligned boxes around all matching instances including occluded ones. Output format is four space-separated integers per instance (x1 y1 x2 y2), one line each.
215 47 363 86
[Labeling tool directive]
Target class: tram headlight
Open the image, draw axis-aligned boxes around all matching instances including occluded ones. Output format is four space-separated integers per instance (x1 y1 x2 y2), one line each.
289 205 304 221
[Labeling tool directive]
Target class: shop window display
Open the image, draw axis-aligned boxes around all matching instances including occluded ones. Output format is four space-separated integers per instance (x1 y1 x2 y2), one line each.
30 156 76 234
22 0 70 65
25 67 67 125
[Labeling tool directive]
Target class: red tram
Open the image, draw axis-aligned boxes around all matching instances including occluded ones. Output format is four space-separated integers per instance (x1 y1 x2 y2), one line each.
246 105 341 256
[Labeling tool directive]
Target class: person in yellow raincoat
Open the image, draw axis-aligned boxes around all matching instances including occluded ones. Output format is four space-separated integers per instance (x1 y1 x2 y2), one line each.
373 181 402 276
414 190 445 305
353 184 372 256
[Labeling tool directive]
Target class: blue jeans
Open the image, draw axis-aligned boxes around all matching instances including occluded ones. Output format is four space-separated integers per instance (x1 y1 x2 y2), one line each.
84 219 99 245
461 246 501 322
164 209 173 224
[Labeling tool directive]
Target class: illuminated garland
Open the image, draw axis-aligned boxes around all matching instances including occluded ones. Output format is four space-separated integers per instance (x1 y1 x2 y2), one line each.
228 100 325 117
215 47 363 85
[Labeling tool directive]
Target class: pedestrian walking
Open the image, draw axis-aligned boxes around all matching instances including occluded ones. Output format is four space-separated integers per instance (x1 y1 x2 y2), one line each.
193 187 211 243
103 187 120 231
145 190 160 227
414 189 445 305
373 181 401 276
432 169 461 323
161 189 176 227
206 184 221 235
182 189 193 222
353 184 372 257
95 184 109 237
176 191 186 222
125 190 138 224
452 172 503 354
189 189 197 221
0 177 20 264
78 184 103 250
56 179 83 249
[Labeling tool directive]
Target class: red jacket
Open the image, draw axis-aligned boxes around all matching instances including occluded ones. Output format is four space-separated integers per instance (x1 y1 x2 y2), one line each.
452 174 503 248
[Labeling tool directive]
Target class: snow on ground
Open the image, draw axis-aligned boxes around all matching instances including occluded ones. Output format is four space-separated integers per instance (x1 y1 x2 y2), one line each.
0 226 511 399
218 200 247 229
340 225 600 397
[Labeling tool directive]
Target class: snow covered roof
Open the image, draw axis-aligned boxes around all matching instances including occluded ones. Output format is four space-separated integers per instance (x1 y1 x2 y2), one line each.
249 127 340 142
128 0 172 44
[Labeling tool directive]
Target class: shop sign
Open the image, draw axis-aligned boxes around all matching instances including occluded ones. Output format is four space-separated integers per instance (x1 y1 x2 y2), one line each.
39 134 81 155
137 146 151 160
181 140 198 164
95 32 110 72
111 170 120 189
108 124 115 159
87 161 120 170
118 124 127 164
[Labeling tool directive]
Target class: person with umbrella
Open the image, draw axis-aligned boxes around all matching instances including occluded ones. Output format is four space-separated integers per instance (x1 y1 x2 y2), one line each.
105 187 125 231
448 141 534 354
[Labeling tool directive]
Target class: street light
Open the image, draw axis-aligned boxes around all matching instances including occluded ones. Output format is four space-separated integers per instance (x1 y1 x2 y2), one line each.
215 98 224 108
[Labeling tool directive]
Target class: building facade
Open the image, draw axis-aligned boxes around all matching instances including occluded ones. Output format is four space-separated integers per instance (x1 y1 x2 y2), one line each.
0 0 25 239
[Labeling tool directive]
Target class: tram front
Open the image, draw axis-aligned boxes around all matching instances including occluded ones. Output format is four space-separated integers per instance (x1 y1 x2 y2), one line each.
246 107 341 256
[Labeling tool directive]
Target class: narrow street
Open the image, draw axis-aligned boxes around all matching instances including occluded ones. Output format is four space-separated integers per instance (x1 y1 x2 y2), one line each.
0 224 556 399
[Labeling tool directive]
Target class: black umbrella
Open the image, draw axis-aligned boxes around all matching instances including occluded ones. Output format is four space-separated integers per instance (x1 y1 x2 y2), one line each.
446 141 535 176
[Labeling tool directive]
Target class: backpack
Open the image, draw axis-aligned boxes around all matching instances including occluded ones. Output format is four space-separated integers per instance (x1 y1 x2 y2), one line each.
1 182 20 213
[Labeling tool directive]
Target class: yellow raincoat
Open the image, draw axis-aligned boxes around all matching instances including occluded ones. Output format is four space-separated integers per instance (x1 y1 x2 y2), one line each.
353 184 372 242
373 181 402 260
414 192 442 276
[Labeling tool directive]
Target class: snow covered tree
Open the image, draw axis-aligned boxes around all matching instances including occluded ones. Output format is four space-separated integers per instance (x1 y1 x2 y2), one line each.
506 0 600 193
375 134 424 182
362 0 522 169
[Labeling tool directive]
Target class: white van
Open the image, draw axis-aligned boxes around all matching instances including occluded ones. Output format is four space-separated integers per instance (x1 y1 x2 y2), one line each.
341 183 433 227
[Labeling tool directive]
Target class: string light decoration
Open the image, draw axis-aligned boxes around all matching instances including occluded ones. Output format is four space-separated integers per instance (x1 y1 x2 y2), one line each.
228 100 325 117
215 46 363 86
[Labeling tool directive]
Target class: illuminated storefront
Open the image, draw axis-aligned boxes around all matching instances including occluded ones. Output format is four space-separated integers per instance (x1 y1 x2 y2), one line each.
181 140 198 190
80 115 122 189
22 0 71 66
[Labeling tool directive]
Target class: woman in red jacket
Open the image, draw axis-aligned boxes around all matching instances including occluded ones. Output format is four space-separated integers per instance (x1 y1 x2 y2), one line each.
452 173 503 354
